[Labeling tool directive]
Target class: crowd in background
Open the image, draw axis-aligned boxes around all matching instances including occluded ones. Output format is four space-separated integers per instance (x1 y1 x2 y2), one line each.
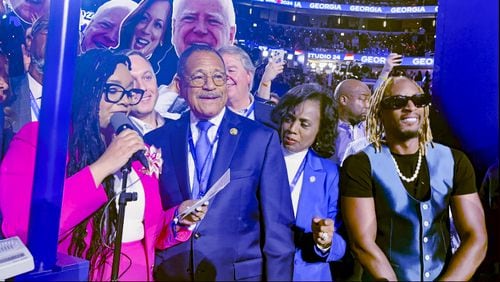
238 21 434 57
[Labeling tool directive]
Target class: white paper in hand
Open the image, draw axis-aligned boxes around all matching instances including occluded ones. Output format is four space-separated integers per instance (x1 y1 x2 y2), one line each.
176 169 231 221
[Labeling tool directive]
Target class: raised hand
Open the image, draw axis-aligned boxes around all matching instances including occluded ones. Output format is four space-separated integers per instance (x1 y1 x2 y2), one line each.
256 58 285 100
381 53 403 75
262 58 285 84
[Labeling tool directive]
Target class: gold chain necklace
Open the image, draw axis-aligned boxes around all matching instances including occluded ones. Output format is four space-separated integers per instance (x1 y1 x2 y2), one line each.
390 149 422 183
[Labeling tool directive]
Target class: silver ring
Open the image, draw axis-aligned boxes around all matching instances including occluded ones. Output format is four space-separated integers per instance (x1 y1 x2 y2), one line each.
320 232 328 241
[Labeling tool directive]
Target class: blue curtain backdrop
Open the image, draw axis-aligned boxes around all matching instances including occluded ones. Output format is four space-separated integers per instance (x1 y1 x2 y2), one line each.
433 0 499 180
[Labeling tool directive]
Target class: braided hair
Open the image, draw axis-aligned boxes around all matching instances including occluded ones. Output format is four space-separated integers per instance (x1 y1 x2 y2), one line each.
65 49 131 273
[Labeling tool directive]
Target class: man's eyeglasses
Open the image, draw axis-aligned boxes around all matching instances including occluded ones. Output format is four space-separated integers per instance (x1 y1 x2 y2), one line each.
104 83 145 106
381 93 432 110
185 72 227 88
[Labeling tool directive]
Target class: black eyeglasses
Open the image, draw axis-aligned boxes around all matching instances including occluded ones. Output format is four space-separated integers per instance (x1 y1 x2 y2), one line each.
381 93 432 110
185 72 227 88
104 83 145 106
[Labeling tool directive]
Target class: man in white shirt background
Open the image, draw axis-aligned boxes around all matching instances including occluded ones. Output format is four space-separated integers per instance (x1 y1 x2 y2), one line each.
125 50 170 135
219 45 278 130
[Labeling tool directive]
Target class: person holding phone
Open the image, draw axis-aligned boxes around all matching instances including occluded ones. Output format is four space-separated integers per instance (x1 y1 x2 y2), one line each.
374 53 403 89
218 45 278 130
256 50 286 101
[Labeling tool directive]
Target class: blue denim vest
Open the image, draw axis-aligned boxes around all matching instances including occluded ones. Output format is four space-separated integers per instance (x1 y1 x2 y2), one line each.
363 143 454 281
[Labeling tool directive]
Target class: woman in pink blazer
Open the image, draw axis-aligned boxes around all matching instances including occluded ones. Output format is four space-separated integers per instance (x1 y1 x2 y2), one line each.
0 49 204 281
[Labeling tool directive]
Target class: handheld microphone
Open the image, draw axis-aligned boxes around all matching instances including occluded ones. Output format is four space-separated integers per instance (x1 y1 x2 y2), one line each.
110 113 149 170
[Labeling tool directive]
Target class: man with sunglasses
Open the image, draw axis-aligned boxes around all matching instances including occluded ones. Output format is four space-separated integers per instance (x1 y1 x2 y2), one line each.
145 44 294 281
340 76 487 281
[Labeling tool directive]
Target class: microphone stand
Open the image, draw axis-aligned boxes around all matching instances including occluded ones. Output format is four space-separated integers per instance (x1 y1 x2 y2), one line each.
111 161 137 281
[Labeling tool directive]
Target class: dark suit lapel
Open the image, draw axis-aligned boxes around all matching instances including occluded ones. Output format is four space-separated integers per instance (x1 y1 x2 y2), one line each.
254 101 265 119
207 110 241 188
171 113 191 200
254 102 279 130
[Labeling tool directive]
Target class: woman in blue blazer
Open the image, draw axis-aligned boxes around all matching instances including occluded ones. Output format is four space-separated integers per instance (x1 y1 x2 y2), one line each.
272 83 347 281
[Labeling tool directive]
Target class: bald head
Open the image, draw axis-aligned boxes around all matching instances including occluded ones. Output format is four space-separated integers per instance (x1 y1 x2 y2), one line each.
334 79 371 125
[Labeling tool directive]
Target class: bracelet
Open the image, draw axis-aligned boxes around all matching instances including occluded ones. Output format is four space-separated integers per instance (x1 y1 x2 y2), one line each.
261 81 270 87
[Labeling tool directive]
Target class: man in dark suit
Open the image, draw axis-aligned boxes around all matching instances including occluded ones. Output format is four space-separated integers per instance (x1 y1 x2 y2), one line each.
218 45 278 130
146 44 295 281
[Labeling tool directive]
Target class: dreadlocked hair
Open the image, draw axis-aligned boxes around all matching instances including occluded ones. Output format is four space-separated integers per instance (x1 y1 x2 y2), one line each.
272 83 338 158
65 49 131 271
366 76 433 155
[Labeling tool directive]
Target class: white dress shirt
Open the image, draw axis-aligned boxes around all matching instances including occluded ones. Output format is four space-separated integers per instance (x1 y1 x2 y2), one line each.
187 108 226 193
155 85 182 120
129 113 165 135
229 93 255 120
283 148 308 217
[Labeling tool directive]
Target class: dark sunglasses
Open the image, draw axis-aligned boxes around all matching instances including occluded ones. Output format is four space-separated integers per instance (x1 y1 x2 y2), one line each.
381 93 432 110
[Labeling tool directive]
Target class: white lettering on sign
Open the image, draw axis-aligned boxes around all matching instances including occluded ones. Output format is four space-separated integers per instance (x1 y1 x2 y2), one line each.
350 6 383 13
309 3 342 10
308 53 341 60
360 56 386 64
412 58 434 65
390 6 426 13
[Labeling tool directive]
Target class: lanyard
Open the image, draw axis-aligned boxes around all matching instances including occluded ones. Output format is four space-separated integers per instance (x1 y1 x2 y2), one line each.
290 151 308 192
188 126 220 183
29 90 40 119
243 102 255 118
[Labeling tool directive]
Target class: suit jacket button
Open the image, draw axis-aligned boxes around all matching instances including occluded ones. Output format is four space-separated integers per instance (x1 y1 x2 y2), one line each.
194 232 201 239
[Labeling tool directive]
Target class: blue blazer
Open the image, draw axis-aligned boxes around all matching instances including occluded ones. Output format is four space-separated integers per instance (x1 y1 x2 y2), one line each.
254 101 279 131
293 150 347 281
145 109 295 281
